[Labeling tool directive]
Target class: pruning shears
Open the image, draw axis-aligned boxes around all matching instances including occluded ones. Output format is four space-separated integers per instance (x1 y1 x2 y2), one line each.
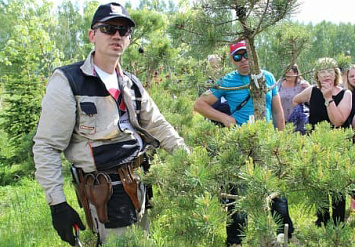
74 224 83 247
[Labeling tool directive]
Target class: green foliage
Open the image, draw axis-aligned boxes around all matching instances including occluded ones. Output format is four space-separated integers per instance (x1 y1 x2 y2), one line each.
256 21 312 79
0 131 36 186
130 8 167 42
0 75 44 142
103 226 156 247
149 77 195 137
143 121 355 246
54 1 86 61
123 8 173 87
1 0 355 246
337 52 352 71
0 174 97 247
0 0 61 176
144 148 227 246
138 0 168 12
167 4 234 58
286 122 355 209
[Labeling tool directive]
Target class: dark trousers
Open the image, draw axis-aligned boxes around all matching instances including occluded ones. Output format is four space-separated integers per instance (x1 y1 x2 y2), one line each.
315 194 346 227
226 197 294 245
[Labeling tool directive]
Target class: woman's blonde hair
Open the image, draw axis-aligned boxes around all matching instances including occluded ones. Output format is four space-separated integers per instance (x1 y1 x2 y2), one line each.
347 65 355 92
313 57 341 88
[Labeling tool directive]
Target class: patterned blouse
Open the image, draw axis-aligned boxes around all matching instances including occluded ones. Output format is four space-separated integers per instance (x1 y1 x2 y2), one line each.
278 80 307 120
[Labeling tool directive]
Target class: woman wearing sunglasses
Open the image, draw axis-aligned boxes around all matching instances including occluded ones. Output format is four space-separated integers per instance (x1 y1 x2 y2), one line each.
293 58 352 128
293 58 352 227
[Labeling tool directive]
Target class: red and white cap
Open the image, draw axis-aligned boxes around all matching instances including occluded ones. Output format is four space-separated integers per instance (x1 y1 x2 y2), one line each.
229 41 246 55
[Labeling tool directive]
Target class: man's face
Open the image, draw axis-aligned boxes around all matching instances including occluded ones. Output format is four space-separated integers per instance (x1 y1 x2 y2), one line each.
89 19 132 58
230 49 250 75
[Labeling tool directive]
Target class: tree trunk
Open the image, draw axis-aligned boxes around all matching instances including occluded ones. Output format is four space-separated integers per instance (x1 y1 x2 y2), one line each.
245 38 267 121
235 4 267 122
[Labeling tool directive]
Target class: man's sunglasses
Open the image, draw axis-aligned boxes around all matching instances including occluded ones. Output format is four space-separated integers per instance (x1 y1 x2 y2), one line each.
233 52 248 62
94 24 132 36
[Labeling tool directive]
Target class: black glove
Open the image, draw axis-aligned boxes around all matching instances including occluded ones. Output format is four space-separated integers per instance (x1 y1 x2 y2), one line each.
50 202 85 246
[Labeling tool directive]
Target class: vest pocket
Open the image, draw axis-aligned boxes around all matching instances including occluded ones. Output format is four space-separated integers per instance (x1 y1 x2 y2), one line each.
78 102 97 135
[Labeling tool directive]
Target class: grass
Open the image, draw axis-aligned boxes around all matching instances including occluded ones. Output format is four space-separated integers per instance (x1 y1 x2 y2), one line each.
285 195 355 247
0 174 97 247
0 129 13 158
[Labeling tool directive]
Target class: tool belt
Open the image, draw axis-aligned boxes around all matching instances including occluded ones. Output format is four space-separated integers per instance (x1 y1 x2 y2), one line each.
72 155 144 230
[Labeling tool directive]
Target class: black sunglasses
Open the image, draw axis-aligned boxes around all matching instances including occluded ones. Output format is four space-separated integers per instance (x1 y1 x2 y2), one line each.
94 24 132 36
233 52 248 62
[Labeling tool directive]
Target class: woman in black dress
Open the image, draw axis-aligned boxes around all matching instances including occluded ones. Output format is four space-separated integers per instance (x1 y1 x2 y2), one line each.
293 57 352 227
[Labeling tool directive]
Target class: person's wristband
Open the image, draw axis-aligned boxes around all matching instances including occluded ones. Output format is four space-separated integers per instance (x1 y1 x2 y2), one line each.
324 99 334 107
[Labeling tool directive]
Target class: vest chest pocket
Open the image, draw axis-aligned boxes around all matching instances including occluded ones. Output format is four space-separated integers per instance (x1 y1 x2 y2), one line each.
79 102 97 135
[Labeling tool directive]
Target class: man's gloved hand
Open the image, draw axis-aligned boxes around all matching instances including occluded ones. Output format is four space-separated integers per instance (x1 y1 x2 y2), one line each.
50 202 85 246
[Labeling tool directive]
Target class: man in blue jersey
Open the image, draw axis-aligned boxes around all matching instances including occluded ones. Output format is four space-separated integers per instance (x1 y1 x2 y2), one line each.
194 41 292 246
194 41 285 129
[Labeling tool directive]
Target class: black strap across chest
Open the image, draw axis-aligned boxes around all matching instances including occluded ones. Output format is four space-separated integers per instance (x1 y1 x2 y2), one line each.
231 94 251 114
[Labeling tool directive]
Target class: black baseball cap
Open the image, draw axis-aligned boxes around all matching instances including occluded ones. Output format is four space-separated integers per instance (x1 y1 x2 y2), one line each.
91 2 136 28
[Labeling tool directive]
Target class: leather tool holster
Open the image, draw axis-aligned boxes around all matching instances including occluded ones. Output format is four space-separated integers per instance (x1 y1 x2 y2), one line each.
84 172 113 223
118 163 141 212
71 167 94 231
